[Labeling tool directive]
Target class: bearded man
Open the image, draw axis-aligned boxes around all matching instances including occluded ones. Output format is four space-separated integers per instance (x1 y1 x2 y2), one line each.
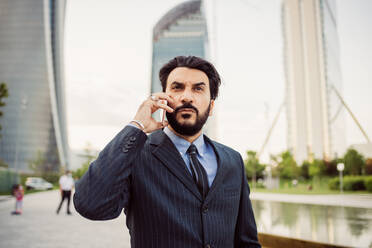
73 56 261 248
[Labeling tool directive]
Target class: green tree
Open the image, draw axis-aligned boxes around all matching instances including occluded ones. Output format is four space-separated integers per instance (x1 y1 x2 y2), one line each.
275 150 299 180
343 148 365 175
73 143 97 179
365 158 372 175
0 82 9 139
300 160 310 180
308 159 325 178
244 150 266 181
323 159 338 177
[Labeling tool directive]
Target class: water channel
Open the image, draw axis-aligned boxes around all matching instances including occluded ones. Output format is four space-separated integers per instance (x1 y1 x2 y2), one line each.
251 200 372 248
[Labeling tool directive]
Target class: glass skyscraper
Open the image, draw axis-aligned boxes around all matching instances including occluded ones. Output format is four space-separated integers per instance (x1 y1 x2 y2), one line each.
282 0 346 162
0 0 69 172
151 0 217 138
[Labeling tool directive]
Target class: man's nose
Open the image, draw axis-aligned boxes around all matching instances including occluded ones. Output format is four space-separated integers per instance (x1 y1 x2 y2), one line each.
179 89 193 103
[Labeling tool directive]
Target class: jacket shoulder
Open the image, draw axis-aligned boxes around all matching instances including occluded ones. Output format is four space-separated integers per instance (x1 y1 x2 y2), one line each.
207 137 243 161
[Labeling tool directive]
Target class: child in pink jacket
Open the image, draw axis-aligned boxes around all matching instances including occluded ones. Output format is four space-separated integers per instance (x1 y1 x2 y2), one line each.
12 184 24 215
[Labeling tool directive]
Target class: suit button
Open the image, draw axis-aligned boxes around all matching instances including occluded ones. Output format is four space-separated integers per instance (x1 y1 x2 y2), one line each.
124 143 132 149
122 148 129 153
205 245 211 248
129 136 136 141
202 206 208 213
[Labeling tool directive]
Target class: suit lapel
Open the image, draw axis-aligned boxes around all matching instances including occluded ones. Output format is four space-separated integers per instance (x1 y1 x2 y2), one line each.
150 130 202 201
204 136 229 205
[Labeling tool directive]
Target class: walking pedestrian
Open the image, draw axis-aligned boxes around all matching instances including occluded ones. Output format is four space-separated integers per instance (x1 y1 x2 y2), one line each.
56 170 74 215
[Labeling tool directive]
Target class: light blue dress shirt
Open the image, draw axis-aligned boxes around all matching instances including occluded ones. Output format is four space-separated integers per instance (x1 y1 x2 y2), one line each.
163 127 218 187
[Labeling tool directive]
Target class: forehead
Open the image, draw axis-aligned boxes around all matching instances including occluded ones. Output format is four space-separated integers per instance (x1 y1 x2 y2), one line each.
166 67 209 86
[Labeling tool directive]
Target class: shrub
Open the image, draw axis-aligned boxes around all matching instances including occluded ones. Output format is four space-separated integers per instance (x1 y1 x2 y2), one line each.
255 179 266 189
0 169 20 193
328 177 339 190
300 161 310 180
244 150 266 180
328 176 369 191
343 176 365 191
0 158 8 168
365 177 372 192
43 173 60 185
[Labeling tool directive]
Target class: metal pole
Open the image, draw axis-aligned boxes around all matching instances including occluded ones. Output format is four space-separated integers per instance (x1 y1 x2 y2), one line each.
257 101 285 160
331 85 371 143
339 170 343 194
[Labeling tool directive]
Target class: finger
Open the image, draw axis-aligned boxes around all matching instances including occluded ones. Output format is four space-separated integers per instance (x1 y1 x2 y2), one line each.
156 101 174 112
151 92 174 103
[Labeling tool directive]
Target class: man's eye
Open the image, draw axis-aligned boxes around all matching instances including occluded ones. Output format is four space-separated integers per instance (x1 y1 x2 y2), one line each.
195 86 203 91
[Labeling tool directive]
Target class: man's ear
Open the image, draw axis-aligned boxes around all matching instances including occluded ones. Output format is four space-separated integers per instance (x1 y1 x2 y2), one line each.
209 100 215 116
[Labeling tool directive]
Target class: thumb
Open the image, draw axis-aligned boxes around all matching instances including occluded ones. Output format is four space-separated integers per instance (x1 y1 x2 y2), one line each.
155 121 167 130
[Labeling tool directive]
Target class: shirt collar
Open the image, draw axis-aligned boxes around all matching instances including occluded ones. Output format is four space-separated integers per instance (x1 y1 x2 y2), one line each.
164 127 206 157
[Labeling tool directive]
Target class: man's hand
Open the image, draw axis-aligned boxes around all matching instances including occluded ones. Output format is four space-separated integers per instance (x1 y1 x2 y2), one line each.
132 92 174 133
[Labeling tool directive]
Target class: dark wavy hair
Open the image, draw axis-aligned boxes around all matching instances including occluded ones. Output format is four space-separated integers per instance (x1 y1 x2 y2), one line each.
159 56 221 100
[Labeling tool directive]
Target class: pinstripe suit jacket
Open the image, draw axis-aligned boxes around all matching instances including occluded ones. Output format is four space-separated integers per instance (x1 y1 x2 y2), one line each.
73 126 261 248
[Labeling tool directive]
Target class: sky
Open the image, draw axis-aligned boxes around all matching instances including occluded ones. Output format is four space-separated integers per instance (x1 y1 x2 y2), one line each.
65 0 372 162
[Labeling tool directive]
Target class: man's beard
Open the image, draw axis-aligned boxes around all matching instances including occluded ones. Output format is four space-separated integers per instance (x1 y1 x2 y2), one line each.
166 102 211 136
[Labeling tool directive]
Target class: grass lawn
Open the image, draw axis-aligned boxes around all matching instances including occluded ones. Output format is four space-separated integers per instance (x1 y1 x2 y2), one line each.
249 178 370 195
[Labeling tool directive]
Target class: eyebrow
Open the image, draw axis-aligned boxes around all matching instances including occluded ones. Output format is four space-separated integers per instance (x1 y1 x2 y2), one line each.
193 82 206 87
170 81 183 86
170 81 206 86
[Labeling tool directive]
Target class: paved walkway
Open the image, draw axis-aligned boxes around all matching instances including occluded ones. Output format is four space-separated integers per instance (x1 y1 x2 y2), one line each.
0 195 12 202
0 190 130 248
250 192 372 209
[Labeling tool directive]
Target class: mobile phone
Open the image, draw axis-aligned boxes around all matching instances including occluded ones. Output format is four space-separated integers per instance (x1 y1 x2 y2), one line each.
159 100 167 124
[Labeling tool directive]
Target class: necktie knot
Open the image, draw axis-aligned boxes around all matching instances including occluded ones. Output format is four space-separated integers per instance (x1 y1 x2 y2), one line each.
187 144 197 155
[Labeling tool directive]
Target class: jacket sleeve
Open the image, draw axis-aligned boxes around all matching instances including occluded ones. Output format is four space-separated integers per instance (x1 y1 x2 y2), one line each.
73 125 147 220
234 155 261 248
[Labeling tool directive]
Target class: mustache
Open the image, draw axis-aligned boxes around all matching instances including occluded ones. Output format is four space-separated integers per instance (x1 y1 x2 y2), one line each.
174 103 198 114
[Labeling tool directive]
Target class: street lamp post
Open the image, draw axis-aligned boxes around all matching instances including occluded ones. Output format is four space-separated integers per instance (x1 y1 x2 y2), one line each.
337 163 345 194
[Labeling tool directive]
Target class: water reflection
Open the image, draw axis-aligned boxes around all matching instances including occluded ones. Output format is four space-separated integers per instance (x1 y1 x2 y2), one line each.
252 200 372 247
344 208 370 238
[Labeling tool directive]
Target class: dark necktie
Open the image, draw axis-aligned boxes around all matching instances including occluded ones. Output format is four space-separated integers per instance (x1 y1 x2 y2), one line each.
187 144 209 198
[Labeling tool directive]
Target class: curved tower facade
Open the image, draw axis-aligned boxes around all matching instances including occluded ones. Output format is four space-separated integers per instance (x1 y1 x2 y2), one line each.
282 0 346 162
0 0 69 172
151 0 217 138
